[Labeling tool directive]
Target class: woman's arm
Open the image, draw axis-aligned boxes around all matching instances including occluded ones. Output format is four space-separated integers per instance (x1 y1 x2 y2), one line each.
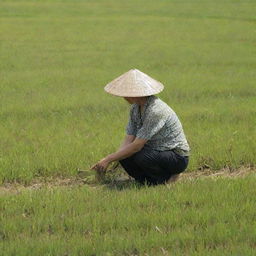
108 137 146 162
119 135 136 150
91 136 147 172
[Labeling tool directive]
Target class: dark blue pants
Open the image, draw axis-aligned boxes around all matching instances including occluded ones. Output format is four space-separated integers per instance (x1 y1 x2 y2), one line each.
119 147 189 185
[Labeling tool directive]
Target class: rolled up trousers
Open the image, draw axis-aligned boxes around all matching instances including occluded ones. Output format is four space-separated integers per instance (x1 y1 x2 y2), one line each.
119 147 189 185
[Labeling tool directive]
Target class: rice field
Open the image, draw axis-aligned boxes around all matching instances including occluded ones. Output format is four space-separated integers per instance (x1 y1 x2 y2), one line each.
1 0 255 184
1 176 256 255
0 0 256 254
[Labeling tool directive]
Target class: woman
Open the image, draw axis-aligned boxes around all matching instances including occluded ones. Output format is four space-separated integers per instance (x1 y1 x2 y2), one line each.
91 69 190 185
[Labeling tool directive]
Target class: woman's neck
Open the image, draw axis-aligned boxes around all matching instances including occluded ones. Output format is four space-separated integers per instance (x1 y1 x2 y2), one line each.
136 96 148 106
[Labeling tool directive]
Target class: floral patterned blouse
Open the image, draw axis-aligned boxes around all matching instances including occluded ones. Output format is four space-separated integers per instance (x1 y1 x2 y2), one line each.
126 95 190 155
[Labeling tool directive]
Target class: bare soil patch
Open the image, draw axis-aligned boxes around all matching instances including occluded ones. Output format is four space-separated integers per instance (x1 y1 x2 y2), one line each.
180 166 255 179
0 167 255 195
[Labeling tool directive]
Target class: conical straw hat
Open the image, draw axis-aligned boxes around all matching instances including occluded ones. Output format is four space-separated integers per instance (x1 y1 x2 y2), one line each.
104 69 164 97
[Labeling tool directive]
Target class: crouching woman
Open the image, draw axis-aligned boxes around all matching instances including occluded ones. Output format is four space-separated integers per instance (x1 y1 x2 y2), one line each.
91 69 190 185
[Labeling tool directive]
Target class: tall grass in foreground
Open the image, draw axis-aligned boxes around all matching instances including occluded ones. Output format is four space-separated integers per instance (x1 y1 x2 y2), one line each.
0 0 255 183
1 176 256 255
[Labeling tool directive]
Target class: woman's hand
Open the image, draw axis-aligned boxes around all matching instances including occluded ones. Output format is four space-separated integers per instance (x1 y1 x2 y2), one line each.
91 137 146 173
91 158 110 172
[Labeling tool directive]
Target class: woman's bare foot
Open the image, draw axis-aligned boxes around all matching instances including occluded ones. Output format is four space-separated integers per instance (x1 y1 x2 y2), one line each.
166 174 180 184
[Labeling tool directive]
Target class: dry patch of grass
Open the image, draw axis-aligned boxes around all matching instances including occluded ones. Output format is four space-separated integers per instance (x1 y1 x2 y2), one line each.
1 167 255 195
180 166 255 179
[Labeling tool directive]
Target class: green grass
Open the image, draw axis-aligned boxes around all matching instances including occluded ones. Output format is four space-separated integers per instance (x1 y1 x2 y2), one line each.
1 1 256 254
1 176 256 255
0 0 256 183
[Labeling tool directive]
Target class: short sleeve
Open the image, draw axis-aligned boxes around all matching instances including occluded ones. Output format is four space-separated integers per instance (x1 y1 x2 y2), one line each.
126 106 136 135
136 110 166 140
126 118 136 135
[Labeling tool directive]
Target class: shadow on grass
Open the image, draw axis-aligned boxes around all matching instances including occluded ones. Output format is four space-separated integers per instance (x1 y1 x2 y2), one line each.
103 179 145 191
100 174 170 191
91 166 146 191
